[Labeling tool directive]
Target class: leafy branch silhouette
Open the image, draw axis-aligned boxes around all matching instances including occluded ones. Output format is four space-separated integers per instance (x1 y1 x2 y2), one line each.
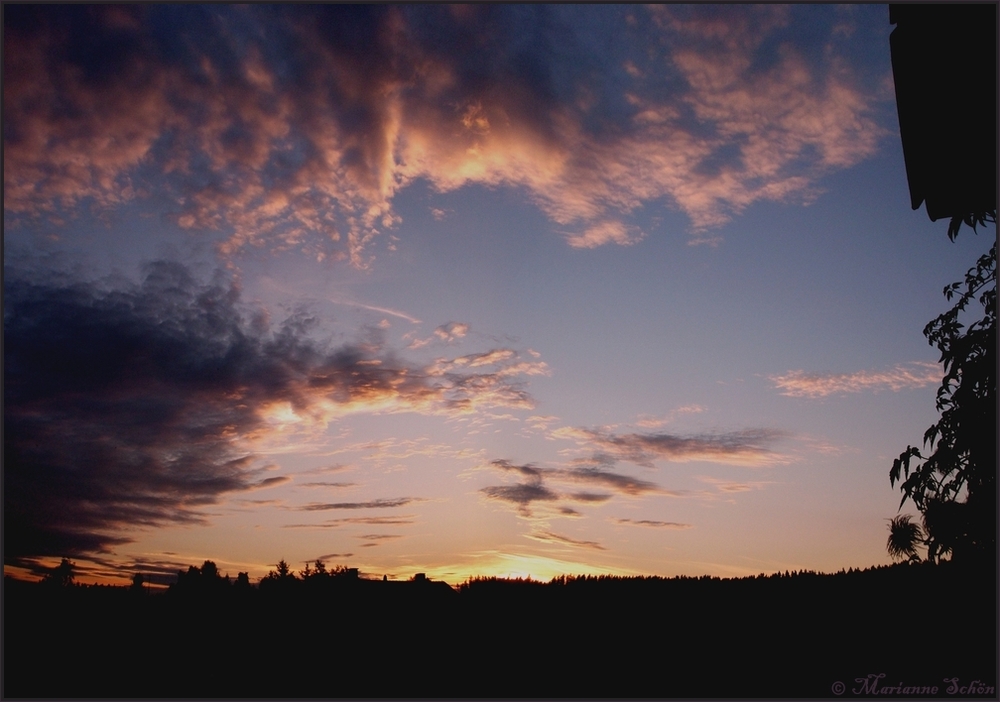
890 224 996 564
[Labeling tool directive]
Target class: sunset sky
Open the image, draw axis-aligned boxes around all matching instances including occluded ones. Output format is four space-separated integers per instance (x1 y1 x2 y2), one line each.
4 4 992 586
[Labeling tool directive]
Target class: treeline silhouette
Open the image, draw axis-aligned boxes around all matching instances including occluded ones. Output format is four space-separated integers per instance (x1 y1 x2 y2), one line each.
5 560 994 697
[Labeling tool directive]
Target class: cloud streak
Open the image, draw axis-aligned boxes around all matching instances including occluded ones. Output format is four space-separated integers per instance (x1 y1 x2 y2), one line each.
283 515 416 529
299 481 357 489
527 530 605 551
769 362 941 398
553 426 789 467
250 476 292 490
614 519 693 529
296 499 418 512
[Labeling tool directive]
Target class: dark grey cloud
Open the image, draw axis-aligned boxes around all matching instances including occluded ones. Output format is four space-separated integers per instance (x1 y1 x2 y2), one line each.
560 467 665 495
480 460 557 517
479 458 669 518
296 498 418 512
568 492 614 503
4 261 516 562
559 427 788 467
527 530 605 550
315 553 355 562
480 484 559 511
251 476 292 490
490 459 545 480
358 532 404 548
5 272 262 557
299 464 353 475
357 534 402 542
282 515 416 529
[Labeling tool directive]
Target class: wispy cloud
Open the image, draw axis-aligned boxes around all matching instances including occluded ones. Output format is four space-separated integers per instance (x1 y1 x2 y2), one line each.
527 530 605 550
408 322 471 349
558 467 665 496
613 518 693 529
323 437 487 467
490 459 546 481
525 415 560 432
634 405 706 429
5 5 888 263
299 481 357 489
329 300 422 324
769 362 941 398
249 476 293 490
435 322 470 342
553 426 789 467
564 221 644 249
283 515 416 529
316 552 354 561
696 476 771 493
427 349 549 378
335 516 415 526
297 464 354 475
296 498 419 512
568 492 614 504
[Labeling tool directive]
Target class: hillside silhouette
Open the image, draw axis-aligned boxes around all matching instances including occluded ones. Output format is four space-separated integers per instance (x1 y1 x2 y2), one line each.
4 560 994 698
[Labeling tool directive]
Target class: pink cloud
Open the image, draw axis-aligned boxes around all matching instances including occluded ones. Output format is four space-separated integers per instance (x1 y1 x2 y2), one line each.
564 221 645 249
434 322 470 341
769 362 942 398
5 6 889 262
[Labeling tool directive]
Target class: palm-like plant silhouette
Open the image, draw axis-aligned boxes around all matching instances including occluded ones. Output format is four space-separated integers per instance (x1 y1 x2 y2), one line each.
886 514 923 562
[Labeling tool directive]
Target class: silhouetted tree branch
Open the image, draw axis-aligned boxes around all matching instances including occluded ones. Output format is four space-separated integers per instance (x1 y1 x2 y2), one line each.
890 235 996 564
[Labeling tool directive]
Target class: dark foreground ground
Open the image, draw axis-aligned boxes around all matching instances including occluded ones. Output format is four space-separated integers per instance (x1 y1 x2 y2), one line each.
4 561 996 698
